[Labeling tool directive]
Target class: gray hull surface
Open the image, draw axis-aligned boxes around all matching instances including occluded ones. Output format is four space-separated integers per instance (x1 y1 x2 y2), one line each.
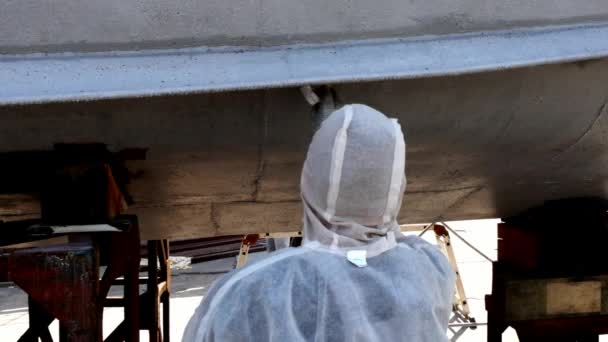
2 0 608 53
1 1 607 239
1 60 607 239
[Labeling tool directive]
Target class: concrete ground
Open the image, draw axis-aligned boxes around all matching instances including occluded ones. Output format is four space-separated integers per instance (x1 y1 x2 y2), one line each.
0 220 605 341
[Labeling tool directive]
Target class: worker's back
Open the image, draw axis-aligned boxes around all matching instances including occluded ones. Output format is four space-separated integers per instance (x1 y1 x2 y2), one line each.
183 235 454 342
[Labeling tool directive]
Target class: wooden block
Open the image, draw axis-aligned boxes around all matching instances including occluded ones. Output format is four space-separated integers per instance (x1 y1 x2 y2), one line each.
546 281 601 315
505 277 608 321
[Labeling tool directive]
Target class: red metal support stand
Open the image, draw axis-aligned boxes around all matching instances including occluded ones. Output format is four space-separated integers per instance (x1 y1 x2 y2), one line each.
0 145 157 341
9 243 101 342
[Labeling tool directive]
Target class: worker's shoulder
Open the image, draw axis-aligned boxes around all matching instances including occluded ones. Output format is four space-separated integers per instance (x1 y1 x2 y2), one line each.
397 235 454 276
244 246 316 270
397 235 443 256
205 248 318 304
198 248 335 330
397 234 434 249
219 247 315 284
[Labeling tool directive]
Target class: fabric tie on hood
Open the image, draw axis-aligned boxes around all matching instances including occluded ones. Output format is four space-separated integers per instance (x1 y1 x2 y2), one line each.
301 104 406 257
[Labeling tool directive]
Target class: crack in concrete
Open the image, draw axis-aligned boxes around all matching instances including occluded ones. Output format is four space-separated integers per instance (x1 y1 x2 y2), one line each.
427 185 486 222
551 101 607 161
251 93 269 201
495 109 516 141
209 202 220 233
251 149 266 201
502 99 608 194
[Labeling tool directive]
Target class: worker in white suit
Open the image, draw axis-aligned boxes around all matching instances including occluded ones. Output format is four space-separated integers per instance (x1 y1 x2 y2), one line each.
183 103 455 342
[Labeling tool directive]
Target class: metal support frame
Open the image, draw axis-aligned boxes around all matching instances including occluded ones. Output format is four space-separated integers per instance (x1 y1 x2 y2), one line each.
0 150 169 342
419 223 488 341
145 240 171 342
449 311 480 341
1 221 172 342
104 239 171 342
433 225 473 321
236 231 302 268
5 216 142 342
10 242 101 342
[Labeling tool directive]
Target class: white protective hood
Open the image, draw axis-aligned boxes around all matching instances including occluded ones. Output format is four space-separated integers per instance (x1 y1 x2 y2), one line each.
301 104 406 256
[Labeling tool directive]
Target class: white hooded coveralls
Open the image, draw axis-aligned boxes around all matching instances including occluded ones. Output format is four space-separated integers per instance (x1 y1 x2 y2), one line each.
183 104 455 342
